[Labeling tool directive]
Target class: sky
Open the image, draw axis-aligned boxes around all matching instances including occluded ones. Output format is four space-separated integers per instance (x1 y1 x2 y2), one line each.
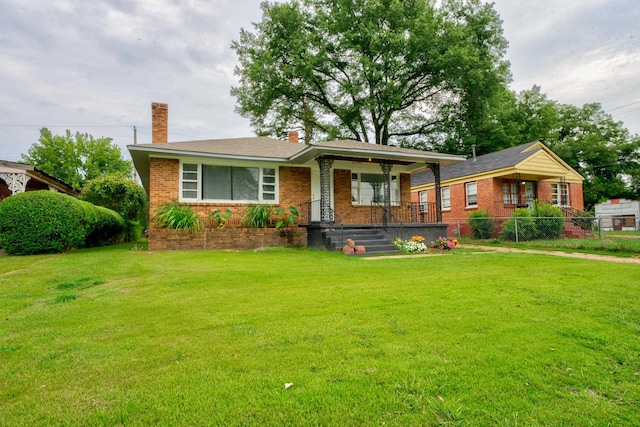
1 0 638 163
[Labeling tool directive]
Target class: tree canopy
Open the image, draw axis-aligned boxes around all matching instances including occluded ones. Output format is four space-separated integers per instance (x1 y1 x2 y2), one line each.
22 128 132 190
467 86 640 208
231 0 511 145
80 173 148 224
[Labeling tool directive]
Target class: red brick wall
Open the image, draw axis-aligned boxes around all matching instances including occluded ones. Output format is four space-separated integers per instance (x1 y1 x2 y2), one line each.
333 169 412 224
149 157 180 220
413 177 585 222
147 160 311 249
279 166 311 211
149 227 307 251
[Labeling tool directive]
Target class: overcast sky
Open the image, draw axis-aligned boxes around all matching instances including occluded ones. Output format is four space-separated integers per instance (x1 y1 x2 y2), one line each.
1 0 638 162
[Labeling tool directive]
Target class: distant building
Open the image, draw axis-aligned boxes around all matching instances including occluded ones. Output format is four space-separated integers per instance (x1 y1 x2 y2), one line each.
594 199 640 231
0 160 78 201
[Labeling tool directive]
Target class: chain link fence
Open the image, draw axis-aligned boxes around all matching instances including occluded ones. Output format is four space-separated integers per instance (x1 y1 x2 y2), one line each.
448 216 605 244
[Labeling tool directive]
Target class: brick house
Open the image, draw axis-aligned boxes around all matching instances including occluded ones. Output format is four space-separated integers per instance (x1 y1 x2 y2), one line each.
128 103 465 251
0 160 78 201
411 141 585 236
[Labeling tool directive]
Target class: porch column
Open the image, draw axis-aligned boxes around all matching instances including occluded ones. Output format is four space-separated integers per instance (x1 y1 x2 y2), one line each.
0 172 30 195
426 162 442 223
315 156 334 223
380 161 393 226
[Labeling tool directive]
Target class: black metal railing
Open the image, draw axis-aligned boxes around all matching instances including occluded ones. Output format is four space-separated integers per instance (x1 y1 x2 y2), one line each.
369 202 437 225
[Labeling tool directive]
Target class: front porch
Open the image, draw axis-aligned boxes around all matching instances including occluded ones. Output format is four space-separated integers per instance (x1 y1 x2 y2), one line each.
300 200 449 252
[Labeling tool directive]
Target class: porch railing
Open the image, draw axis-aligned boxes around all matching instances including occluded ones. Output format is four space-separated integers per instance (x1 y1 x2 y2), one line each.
370 202 438 225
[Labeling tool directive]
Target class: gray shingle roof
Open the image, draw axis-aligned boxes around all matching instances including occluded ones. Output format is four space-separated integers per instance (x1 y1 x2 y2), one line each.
411 141 541 186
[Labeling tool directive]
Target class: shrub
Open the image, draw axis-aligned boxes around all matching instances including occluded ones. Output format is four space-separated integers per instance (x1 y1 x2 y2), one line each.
468 210 493 239
501 208 537 241
0 191 125 255
81 173 148 241
243 204 273 228
81 201 126 246
532 200 565 239
154 201 202 233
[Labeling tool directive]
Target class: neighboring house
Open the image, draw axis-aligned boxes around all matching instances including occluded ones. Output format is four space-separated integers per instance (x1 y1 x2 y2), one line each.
411 141 585 236
595 199 639 231
0 160 78 201
128 103 465 251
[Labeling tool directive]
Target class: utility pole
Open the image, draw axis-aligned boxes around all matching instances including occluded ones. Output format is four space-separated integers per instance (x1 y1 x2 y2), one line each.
133 126 138 183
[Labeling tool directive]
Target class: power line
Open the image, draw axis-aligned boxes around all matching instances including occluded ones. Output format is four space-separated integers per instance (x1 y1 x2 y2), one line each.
608 100 640 113
0 124 135 128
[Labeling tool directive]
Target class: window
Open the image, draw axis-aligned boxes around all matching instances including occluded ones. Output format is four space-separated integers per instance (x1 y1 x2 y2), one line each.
551 183 569 207
441 186 450 209
465 182 478 207
419 190 428 212
182 163 199 199
181 162 277 202
502 182 518 205
351 172 399 205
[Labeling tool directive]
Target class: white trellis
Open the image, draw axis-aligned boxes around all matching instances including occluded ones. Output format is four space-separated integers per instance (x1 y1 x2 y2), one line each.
0 172 31 195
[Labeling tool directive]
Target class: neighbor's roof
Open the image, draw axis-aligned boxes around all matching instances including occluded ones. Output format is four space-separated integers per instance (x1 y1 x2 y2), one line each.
0 160 78 195
128 137 465 192
411 141 583 187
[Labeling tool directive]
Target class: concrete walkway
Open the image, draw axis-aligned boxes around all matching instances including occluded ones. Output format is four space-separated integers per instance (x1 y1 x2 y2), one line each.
363 244 640 264
457 244 640 264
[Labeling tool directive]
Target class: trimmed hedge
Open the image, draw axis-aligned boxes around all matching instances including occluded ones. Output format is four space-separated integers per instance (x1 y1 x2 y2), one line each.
0 191 125 255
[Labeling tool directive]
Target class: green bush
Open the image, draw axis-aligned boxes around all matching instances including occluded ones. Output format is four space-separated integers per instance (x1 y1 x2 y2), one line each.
81 173 148 242
0 191 125 255
468 210 493 239
532 200 565 239
81 201 126 247
501 208 537 241
154 201 202 233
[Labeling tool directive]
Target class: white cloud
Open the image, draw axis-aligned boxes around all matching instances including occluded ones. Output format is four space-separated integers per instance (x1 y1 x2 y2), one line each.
0 0 638 163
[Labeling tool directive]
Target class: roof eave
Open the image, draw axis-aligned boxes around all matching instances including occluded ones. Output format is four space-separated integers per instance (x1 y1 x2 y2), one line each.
289 145 465 167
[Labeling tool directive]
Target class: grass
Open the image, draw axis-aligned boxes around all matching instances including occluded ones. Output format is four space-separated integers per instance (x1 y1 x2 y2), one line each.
462 231 640 256
1 243 640 425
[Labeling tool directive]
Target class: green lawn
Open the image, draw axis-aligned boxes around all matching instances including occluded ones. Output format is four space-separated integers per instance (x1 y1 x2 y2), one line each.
1 244 640 426
462 231 640 256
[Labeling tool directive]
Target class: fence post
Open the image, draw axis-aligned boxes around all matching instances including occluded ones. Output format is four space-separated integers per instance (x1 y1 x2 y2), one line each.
599 217 605 249
514 217 519 243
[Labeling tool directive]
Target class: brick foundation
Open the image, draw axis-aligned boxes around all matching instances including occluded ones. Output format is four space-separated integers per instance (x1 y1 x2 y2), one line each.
148 226 308 251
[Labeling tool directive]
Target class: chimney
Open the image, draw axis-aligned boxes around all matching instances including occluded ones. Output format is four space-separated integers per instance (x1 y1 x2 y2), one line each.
288 130 299 144
152 102 168 143
471 144 476 161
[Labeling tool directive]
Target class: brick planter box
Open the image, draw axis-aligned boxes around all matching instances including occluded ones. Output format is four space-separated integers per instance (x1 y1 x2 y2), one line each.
148 227 307 251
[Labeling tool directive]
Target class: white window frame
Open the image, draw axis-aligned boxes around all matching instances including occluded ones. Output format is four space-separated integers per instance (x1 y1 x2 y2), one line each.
179 161 279 203
351 172 400 206
502 182 519 205
441 186 451 210
465 181 478 207
419 190 428 212
551 182 569 207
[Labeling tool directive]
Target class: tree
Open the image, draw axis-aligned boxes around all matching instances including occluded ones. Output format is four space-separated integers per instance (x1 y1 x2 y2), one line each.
547 103 640 208
80 173 148 223
22 128 132 190
463 86 640 208
231 0 510 146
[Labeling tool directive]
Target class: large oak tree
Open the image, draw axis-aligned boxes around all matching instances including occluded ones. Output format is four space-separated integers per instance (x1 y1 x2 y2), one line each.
231 0 510 145
22 128 132 190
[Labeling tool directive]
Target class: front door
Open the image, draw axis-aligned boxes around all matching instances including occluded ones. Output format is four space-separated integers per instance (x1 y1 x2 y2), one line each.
525 182 536 208
311 168 334 222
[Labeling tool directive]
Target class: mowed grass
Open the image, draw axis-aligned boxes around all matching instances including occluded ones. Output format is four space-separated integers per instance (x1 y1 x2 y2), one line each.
1 244 640 426
465 231 640 256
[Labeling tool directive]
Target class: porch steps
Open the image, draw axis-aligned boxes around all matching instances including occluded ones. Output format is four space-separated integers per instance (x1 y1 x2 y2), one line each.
322 228 400 255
